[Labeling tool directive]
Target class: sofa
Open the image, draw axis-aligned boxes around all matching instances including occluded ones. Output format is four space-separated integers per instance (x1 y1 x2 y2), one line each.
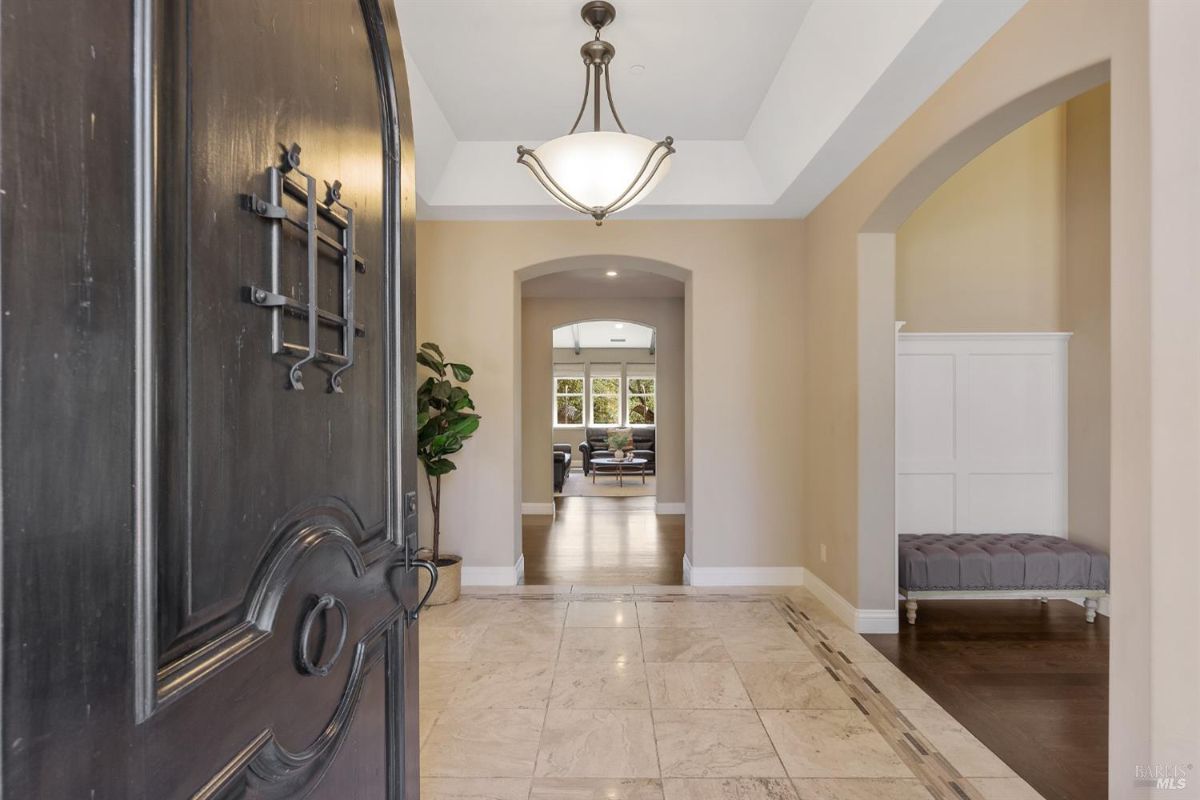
553 444 572 493
579 427 655 475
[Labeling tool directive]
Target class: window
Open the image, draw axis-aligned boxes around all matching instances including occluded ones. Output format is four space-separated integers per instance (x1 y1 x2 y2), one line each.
553 361 656 428
627 369 655 425
553 368 584 426
590 366 621 426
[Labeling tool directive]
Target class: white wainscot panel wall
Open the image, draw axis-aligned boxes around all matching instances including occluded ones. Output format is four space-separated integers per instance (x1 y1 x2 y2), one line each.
896 333 1070 536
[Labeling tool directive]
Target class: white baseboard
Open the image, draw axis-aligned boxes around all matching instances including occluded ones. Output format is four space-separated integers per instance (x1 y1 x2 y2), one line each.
521 502 555 516
801 567 898 634
462 554 524 586
854 608 902 634
655 502 686 515
682 553 692 585
688 565 805 587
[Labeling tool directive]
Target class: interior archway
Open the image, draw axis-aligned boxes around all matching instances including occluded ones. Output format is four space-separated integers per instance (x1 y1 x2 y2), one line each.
855 62 1113 619
515 256 691 584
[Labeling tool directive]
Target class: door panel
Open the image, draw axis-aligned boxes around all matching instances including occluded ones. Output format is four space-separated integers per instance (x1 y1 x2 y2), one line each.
1 0 421 797
152 0 392 686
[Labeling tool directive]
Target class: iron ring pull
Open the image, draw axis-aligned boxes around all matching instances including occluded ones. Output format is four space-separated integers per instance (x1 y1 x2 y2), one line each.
406 559 439 625
297 594 349 677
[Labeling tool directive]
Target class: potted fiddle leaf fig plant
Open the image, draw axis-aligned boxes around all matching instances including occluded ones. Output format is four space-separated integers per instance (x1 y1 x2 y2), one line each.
416 342 481 605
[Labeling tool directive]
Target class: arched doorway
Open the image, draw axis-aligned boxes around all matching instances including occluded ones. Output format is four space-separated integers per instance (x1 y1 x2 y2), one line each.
854 65 1114 800
855 62 1112 621
516 257 689 584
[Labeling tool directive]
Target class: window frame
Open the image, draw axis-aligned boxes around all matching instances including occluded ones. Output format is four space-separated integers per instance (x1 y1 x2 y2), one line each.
552 373 585 428
626 373 656 427
588 372 622 427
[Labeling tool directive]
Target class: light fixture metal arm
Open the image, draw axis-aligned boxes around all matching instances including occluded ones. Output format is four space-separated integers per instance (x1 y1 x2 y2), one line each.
603 65 627 133
593 63 602 131
569 64 593 135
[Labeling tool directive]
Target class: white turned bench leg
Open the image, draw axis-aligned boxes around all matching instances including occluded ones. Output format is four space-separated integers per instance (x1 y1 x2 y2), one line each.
905 599 918 625
1084 597 1098 623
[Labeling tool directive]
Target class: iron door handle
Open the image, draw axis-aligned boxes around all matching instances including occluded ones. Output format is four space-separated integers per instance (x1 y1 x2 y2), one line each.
406 559 439 625
298 594 349 677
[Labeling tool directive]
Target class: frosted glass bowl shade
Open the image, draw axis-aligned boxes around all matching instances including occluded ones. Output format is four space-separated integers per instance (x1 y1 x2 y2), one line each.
523 131 672 215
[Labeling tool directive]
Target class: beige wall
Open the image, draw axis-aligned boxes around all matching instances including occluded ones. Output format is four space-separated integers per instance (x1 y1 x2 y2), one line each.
1142 0 1200 774
521 298 684 506
896 107 1066 332
799 0 1161 790
417 221 804 574
893 86 1112 554
1063 84 1111 554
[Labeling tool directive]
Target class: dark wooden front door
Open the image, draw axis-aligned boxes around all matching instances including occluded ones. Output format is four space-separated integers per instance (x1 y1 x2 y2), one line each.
1 0 423 797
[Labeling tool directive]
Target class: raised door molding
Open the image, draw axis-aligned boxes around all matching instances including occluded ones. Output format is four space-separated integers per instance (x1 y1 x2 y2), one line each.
896 332 1071 536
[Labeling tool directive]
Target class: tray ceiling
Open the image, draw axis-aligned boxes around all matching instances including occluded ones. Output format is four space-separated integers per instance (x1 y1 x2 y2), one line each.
397 0 1027 221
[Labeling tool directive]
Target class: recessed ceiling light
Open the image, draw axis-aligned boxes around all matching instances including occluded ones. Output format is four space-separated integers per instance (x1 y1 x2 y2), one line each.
605 270 618 277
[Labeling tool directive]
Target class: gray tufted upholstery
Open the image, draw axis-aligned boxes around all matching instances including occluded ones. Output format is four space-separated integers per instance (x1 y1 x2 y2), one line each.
899 533 1109 591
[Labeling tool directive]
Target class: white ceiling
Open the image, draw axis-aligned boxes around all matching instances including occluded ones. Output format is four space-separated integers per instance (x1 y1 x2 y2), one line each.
553 320 656 350
398 1 812 142
397 0 1027 221
522 267 684 298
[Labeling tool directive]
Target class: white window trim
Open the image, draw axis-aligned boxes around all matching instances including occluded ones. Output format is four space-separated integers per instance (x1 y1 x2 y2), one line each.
626 374 656 428
551 360 658 429
552 374 585 428
589 371 622 427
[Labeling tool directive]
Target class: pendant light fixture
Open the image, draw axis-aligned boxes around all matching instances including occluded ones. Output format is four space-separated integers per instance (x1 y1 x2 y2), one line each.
517 1 675 225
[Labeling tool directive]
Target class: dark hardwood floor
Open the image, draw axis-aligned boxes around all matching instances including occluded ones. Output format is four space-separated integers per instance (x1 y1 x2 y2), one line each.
865 599 1108 800
522 495 684 585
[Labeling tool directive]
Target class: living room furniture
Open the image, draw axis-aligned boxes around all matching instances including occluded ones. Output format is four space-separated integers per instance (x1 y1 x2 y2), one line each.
898 533 1110 624
590 457 648 487
553 444 572 493
580 426 655 475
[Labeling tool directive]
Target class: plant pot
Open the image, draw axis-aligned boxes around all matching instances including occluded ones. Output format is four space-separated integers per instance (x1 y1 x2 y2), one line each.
418 554 462 606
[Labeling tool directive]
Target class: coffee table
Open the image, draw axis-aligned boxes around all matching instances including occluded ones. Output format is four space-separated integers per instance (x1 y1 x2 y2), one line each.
590 457 648 487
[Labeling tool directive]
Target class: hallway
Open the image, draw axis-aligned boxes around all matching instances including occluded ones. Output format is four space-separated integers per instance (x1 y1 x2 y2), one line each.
522 496 684 585
418 588 1045 799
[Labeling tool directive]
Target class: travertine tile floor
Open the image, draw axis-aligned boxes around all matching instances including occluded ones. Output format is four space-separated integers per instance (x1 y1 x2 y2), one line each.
419 587 1046 800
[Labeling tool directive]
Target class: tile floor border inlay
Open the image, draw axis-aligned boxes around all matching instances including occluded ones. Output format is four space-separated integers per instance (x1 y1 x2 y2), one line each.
440 589 1012 800
770 595 994 800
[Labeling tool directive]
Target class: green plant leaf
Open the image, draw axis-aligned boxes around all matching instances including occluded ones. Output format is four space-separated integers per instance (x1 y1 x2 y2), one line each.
416 350 445 377
425 458 456 476
418 423 441 448
445 414 480 439
416 346 479 486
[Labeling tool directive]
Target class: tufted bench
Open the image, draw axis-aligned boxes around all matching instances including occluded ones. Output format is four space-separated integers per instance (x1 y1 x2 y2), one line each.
899 533 1110 624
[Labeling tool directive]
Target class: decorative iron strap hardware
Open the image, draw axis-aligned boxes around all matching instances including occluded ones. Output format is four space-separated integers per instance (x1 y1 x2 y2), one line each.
241 143 367 392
